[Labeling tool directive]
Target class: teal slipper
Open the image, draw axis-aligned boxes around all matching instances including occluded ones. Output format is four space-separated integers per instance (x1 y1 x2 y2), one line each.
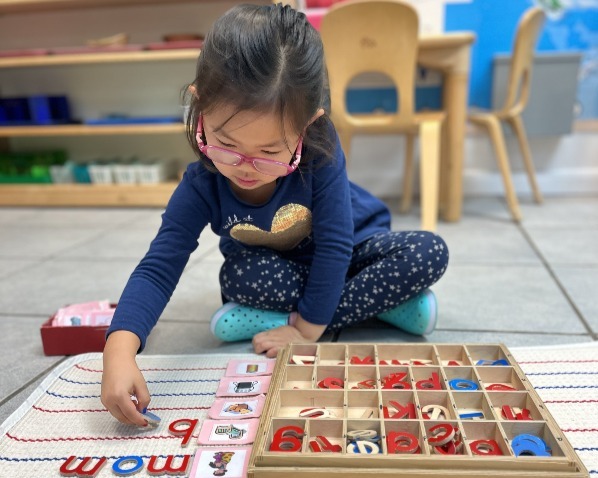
377 289 438 336
210 302 289 342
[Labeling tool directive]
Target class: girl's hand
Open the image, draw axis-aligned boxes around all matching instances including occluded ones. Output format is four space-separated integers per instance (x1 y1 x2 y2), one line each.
252 325 309 357
101 331 150 427
253 314 326 357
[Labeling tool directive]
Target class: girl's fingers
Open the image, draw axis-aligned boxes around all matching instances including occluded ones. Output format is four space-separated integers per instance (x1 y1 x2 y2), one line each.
108 404 137 426
134 382 152 413
252 334 271 353
120 396 149 427
253 338 283 356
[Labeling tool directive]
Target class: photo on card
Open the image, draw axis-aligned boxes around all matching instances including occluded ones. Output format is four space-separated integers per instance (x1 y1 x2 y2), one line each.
189 447 251 478
216 376 271 397
197 418 259 446
225 359 275 377
208 396 266 420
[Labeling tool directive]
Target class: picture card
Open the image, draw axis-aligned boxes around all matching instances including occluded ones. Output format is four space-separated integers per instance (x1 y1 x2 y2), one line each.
225 359 275 377
216 375 271 397
208 396 266 420
197 418 259 446
189 446 251 478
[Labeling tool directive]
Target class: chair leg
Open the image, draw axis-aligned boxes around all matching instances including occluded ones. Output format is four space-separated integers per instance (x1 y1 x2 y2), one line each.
400 133 416 214
481 116 522 222
418 121 441 232
508 115 543 204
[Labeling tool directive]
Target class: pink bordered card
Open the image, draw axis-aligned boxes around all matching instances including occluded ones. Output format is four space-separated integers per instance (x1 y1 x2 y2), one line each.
216 375 271 397
197 418 259 446
225 359 275 377
189 446 251 478
208 396 266 420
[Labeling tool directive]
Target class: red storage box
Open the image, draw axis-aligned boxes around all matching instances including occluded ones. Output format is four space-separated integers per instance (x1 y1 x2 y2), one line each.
40 315 109 356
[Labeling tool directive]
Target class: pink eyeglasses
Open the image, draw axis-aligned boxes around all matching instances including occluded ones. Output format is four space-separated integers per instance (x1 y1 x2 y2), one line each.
196 115 302 177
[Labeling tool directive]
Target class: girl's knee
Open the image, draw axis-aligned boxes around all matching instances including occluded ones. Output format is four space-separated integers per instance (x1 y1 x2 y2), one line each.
422 231 449 270
424 231 448 252
399 231 449 273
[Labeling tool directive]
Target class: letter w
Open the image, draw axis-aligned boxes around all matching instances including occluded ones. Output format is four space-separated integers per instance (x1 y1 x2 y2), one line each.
59 456 107 477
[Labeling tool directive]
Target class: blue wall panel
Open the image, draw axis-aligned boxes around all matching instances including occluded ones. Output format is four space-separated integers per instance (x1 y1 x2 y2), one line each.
344 1 598 118
445 0 598 117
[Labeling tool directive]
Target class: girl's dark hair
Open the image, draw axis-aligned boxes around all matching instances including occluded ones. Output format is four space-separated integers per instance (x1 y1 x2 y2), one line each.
184 3 333 170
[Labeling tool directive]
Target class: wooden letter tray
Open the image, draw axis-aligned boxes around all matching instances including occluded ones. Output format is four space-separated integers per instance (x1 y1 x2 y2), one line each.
247 343 589 477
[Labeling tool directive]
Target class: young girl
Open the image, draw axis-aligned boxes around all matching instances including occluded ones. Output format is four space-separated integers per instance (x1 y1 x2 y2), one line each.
101 3 448 426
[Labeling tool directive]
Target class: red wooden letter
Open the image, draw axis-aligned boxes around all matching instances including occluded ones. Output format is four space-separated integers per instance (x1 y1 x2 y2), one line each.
59 456 107 477
387 401 416 419
269 425 304 452
147 455 191 475
168 418 199 447
470 439 503 456
415 372 441 390
387 431 420 454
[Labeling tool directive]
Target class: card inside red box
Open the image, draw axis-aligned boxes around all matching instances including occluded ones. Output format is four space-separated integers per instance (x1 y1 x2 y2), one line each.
40 316 108 356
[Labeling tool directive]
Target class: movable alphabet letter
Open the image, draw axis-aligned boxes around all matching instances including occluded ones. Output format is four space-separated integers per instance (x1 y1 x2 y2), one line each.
60 456 107 477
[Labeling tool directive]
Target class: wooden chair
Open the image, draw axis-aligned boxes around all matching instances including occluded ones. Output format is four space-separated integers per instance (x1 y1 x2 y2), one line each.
468 7 546 221
320 0 444 231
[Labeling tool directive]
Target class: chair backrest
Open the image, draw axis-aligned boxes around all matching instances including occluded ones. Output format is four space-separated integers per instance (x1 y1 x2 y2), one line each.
499 6 546 116
320 0 419 132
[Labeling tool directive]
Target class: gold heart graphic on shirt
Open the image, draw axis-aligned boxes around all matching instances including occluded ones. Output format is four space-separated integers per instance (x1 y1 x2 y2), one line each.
230 204 312 251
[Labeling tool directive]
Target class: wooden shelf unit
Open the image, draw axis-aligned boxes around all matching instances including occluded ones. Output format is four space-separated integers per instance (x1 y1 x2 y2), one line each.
0 123 185 206
0 0 212 14
0 0 220 206
0 123 186 137
0 182 177 206
0 49 199 68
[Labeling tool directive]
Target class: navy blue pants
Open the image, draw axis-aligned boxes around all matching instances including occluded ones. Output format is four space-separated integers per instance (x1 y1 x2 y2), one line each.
219 231 449 331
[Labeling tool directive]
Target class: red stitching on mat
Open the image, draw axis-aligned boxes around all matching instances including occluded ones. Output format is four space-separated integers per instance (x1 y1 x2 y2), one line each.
6 432 199 442
32 405 210 413
561 428 598 433
544 399 598 404
33 405 106 413
519 360 598 364
75 364 226 373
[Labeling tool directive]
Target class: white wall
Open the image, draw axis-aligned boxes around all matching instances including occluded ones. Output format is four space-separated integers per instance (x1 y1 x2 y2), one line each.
347 127 598 198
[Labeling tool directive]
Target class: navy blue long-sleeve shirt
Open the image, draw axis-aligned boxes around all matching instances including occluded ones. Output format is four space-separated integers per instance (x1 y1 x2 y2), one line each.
107 137 391 351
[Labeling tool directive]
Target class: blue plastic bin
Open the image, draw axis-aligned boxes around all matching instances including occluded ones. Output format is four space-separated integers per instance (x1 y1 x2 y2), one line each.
28 95 71 124
0 95 71 125
0 98 31 124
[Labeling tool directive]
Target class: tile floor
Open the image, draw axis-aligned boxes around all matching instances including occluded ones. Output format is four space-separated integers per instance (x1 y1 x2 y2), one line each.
0 196 597 424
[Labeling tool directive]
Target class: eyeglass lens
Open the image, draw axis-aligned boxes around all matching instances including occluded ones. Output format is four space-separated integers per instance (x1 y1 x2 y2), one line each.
206 148 289 176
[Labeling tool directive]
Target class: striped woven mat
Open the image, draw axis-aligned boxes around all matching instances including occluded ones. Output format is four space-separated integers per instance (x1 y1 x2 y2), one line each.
0 343 596 477
509 342 598 475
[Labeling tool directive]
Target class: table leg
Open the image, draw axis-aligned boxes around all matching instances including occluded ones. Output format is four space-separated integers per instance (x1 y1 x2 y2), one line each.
440 71 469 222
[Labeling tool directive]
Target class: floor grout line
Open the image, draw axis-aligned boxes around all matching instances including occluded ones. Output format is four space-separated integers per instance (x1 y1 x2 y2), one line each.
0 357 68 409
518 223 597 339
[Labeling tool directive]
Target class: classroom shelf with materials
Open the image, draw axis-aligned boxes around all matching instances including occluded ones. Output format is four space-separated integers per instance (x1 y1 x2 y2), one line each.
0 0 271 206
0 0 224 14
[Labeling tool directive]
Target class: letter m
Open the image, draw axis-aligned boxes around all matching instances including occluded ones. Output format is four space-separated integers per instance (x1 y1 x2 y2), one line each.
147 455 191 475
